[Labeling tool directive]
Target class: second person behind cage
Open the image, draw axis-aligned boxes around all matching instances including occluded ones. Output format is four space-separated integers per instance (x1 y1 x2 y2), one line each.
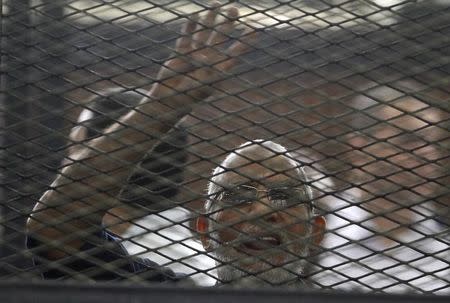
26 4 326 287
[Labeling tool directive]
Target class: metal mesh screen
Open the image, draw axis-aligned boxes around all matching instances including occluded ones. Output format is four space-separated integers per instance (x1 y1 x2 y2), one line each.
1 0 449 295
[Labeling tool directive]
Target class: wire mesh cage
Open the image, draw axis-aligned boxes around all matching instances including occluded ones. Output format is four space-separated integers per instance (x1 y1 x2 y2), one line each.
1 0 449 296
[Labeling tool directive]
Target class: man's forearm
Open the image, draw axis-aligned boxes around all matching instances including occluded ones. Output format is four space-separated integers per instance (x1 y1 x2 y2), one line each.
27 81 195 242
27 5 253 257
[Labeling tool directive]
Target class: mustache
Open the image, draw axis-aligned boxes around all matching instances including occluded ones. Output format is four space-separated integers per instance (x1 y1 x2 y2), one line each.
213 234 309 270
209 225 311 285
221 224 310 249
227 229 283 247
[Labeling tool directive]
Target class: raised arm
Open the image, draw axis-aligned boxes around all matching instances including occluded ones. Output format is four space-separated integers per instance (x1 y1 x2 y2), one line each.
26 6 254 260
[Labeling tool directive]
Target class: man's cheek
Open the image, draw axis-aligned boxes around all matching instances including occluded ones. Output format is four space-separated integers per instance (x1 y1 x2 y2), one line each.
285 224 312 251
213 210 246 243
217 228 240 244
287 222 308 237
217 223 250 244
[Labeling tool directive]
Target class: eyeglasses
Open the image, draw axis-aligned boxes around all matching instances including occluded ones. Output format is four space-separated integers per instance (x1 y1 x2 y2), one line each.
216 184 312 210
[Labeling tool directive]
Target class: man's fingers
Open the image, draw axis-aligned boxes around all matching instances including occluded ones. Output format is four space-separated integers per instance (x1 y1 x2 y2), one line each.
173 6 258 74
176 15 198 53
228 30 258 57
194 3 220 47
208 7 239 46
217 30 258 71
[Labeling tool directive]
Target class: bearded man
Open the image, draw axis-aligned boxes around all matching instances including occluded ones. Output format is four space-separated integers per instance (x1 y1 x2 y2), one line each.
197 140 325 287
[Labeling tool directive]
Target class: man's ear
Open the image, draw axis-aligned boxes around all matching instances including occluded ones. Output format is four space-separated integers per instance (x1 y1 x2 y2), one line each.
311 216 326 246
196 216 211 251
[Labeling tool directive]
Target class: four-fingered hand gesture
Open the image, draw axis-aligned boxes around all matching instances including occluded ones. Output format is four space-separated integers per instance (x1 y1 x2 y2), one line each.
156 4 255 102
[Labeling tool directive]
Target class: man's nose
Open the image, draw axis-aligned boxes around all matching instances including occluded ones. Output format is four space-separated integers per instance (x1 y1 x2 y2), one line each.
249 198 283 224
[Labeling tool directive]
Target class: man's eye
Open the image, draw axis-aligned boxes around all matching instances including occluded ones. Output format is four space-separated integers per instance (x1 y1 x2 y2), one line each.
268 189 290 201
223 191 254 204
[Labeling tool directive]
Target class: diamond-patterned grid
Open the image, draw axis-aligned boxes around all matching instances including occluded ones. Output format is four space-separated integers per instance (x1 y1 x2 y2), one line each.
1 0 449 295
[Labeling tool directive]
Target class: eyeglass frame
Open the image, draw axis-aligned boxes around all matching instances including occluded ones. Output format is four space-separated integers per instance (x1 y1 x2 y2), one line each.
212 182 315 212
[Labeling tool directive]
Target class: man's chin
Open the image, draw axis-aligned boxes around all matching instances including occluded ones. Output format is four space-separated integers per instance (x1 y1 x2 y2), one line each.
219 266 304 288
235 250 295 271
215 252 307 287
212 240 309 287
236 258 283 274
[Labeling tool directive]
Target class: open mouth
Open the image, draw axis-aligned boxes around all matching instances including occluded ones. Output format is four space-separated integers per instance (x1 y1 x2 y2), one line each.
239 234 282 252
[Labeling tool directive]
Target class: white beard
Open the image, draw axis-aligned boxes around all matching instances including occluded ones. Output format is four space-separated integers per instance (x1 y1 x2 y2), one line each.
209 229 311 288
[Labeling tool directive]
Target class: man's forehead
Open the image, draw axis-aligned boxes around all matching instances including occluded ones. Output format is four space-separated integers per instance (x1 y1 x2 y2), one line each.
215 158 302 188
228 179 301 189
210 141 309 190
224 147 297 167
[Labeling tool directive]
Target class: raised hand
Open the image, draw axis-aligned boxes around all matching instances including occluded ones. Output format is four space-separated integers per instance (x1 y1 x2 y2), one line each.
156 5 255 102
